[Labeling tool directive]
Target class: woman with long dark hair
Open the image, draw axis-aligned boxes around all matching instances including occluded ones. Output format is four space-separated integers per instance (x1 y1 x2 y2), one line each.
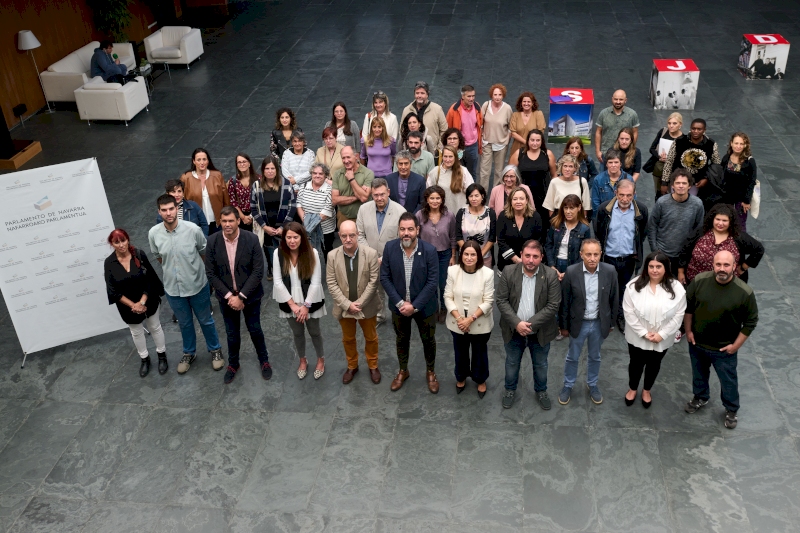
180 147 230 235
104 228 166 378
508 129 557 234
677 203 764 285
613 127 642 182
720 131 758 231
272 222 327 380
622 251 686 408
456 183 496 268
251 155 297 280
399 112 436 153
427 145 474 215
324 101 361 153
271 107 301 158
228 152 257 231
416 185 457 323
545 194 591 278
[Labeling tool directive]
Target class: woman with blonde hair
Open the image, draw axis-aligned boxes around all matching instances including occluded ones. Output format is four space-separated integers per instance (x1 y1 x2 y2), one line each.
359 116 396 178
613 127 641 182
362 90 398 143
427 145 474 215
272 221 327 380
542 154 592 219
496 186 543 271
643 112 684 199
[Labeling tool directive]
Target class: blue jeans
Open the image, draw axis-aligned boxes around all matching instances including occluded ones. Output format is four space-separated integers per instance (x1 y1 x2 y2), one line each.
265 235 281 276
166 283 221 355
504 332 550 392
554 258 569 273
689 343 740 412
436 249 452 309
220 297 268 369
563 319 604 388
463 142 479 179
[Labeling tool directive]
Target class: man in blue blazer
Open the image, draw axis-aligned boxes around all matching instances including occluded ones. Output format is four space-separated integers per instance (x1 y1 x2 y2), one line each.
204 207 270 384
385 150 427 213
557 238 619 406
380 212 440 393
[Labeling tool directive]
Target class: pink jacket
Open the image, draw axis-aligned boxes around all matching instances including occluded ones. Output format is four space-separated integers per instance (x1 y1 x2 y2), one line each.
488 183 535 216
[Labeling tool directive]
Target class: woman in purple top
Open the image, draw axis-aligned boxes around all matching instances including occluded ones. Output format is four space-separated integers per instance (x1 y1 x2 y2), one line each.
415 185 457 323
360 116 396 177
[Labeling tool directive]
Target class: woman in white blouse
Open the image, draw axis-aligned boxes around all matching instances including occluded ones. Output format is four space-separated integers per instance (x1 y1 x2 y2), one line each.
444 241 495 398
542 154 592 219
281 131 315 191
362 90 398 144
622 251 686 408
427 145 474 215
272 222 327 380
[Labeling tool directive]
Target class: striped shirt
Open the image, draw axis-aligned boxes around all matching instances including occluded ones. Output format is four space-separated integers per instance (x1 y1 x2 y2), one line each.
400 239 419 304
516 267 538 322
297 182 335 234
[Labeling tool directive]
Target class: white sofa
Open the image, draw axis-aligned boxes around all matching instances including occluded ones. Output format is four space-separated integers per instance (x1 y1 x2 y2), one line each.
74 76 149 125
144 27 204 69
40 41 135 103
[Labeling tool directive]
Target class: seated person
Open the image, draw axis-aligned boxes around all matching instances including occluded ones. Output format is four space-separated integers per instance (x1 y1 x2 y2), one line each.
90 40 129 83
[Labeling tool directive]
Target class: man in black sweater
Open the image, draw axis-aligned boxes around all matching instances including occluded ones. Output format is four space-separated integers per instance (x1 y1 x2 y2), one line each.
683 251 758 429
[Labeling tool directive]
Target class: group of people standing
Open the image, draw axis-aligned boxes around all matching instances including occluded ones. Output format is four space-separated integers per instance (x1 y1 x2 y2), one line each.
103 82 761 430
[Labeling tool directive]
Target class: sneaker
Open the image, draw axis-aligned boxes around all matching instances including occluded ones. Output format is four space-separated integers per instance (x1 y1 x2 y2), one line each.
502 390 515 409
261 362 273 380
537 391 551 410
675 331 683 343
224 365 238 384
555 333 564 341
724 410 738 429
210 349 225 371
177 353 196 374
684 396 708 414
558 386 572 405
588 385 603 404
171 313 178 323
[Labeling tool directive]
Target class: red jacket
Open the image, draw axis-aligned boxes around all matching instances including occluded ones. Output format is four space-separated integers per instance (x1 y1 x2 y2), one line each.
446 101 484 154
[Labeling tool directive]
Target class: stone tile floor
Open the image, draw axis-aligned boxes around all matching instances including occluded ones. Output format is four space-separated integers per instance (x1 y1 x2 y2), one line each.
2 0 800 531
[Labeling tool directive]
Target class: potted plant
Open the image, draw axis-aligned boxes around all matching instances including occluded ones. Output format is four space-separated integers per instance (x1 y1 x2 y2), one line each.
86 0 133 42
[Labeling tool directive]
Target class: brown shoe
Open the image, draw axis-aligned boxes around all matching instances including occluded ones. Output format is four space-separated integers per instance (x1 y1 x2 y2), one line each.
437 309 447 323
390 370 409 391
426 370 439 394
342 367 358 384
369 367 381 384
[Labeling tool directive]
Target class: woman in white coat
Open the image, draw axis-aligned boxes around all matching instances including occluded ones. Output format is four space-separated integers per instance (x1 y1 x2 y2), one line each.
622 251 686 408
444 240 494 398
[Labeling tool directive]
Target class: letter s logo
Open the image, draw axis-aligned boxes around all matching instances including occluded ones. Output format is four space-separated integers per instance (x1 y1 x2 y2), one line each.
666 61 686 71
561 90 583 102
753 35 778 44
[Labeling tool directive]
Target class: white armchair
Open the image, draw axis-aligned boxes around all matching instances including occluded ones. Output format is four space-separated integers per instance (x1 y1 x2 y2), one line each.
144 27 204 70
74 76 149 126
40 41 135 102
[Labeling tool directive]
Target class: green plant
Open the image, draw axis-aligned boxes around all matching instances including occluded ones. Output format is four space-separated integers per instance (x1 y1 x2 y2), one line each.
86 0 133 42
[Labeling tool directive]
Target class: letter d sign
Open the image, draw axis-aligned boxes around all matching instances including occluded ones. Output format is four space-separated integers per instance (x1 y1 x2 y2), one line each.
753 35 778 44
560 90 583 102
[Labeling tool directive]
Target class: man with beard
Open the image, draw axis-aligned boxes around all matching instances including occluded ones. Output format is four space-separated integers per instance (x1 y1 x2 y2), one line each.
398 131 435 178
386 150 427 212
380 212 440 393
594 89 640 166
400 81 449 153
683 251 758 430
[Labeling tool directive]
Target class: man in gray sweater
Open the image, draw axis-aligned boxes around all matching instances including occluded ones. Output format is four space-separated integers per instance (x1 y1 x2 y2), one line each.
647 169 704 276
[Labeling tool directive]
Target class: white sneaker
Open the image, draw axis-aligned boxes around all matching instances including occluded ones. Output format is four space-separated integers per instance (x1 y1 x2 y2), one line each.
555 333 564 341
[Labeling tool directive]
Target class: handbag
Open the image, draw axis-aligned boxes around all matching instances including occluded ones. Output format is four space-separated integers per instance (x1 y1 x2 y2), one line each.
653 160 665 178
750 180 761 219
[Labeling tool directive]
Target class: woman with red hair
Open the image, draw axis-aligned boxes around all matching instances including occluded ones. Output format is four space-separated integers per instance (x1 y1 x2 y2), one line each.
104 228 167 378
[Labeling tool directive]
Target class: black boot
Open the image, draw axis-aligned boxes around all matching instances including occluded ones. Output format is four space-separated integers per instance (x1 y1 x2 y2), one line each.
157 352 168 375
139 356 151 378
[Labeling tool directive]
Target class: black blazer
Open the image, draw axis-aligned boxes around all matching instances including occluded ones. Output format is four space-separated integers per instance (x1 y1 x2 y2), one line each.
559 262 619 338
385 171 427 212
204 230 264 302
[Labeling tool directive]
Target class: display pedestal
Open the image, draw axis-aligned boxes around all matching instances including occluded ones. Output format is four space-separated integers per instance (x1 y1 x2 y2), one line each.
0 140 42 170
548 88 594 144
738 34 790 79
650 59 700 110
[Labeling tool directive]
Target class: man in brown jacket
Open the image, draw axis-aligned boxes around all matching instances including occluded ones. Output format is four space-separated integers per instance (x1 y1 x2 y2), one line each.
400 81 448 154
326 220 382 384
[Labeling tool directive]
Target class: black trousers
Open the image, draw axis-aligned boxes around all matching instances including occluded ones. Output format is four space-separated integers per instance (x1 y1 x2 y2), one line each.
603 255 636 312
452 331 490 384
627 343 667 391
392 312 436 372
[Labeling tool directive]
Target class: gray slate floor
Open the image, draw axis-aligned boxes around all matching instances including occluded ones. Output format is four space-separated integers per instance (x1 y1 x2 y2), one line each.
3 0 800 531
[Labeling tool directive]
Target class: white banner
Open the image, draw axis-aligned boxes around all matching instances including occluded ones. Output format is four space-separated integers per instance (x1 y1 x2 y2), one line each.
0 158 126 354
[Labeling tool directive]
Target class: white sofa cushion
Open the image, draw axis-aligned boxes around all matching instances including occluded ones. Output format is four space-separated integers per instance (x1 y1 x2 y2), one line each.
161 26 191 45
48 52 89 74
151 47 182 59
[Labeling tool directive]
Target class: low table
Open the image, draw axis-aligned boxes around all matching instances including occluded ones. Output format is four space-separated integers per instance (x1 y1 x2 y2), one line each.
134 64 155 95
